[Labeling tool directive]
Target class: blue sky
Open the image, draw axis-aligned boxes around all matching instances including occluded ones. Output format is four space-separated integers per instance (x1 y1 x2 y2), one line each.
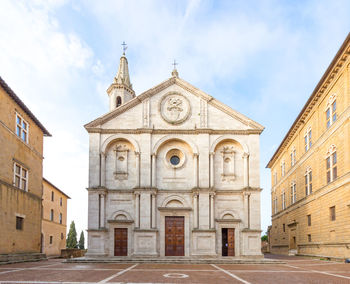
1 0 350 238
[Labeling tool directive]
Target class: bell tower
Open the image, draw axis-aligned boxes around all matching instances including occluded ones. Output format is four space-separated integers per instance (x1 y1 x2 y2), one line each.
107 42 135 111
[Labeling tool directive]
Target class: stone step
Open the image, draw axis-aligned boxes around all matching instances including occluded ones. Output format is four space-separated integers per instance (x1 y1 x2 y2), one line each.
65 257 284 264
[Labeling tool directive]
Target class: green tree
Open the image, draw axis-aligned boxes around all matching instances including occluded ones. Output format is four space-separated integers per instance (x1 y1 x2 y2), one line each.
66 221 77 248
261 234 268 242
78 231 85 249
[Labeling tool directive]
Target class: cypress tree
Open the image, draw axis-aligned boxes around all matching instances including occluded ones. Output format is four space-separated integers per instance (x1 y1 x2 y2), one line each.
78 231 85 249
66 221 77 248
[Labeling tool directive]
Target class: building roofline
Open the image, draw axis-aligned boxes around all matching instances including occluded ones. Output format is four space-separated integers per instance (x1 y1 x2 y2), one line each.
0 76 51 136
43 177 71 199
266 32 350 168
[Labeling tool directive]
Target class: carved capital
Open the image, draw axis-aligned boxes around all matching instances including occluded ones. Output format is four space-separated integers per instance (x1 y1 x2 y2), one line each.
242 152 250 158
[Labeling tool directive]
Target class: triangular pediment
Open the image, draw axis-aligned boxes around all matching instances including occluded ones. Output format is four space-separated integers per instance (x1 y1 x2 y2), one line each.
85 76 264 132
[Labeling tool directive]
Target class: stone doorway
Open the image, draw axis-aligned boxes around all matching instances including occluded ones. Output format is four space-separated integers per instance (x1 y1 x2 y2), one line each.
165 216 184 256
222 228 235 256
114 228 127 256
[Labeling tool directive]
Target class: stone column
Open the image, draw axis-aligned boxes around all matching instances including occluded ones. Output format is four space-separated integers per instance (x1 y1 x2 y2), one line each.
194 153 199 188
209 192 215 229
151 154 156 188
135 152 140 188
151 193 156 228
243 192 251 228
193 192 199 229
243 152 249 188
100 152 106 187
134 192 140 228
100 193 105 228
210 152 215 188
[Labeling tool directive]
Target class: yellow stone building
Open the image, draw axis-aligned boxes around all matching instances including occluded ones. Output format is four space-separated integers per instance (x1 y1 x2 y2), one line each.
42 178 70 256
267 34 350 258
0 77 51 261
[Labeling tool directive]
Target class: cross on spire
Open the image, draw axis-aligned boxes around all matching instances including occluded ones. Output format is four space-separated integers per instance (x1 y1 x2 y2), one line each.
172 59 178 69
171 59 179 77
122 41 128 55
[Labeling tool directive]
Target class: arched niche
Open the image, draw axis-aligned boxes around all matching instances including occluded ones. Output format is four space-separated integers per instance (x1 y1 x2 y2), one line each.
103 137 138 188
108 210 134 224
101 134 140 154
212 138 245 187
219 210 241 221
210 135 249 155
152 135 198 155
161 195 189 208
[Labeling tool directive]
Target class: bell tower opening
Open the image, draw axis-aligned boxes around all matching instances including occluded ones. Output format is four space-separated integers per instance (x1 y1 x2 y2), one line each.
116 96 122 107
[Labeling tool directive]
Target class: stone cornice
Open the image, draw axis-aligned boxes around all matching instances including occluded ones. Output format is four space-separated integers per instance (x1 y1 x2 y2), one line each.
158 207 192 211
267 33 350 168
86 128 262 135
215 218 241 223
107 219 134 224
86 186 262 194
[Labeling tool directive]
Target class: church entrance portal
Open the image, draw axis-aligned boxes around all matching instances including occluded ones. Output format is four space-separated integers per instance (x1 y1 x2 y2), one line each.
114 228 127 256
222 228 235 256
165 216 184 256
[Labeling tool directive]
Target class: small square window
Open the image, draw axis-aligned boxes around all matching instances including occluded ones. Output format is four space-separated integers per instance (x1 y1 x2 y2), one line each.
16 216 23 230
61 233 64 240
308 234 311 242
60 197 62 206
283 224 285 232
307 215 311 226
50 209 54 221
49 236 53 244
51 191 54 202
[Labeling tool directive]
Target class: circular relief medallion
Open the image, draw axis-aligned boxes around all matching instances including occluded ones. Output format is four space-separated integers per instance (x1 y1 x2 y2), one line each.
160 92 191 124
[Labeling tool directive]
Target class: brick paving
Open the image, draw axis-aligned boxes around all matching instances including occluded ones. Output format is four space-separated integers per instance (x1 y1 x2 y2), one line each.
0 255 349 283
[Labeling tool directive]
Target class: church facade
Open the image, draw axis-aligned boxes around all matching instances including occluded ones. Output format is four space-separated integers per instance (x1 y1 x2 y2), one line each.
85 52 264 258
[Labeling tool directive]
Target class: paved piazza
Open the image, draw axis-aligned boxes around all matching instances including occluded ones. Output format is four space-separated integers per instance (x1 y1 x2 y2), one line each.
0 255 350 283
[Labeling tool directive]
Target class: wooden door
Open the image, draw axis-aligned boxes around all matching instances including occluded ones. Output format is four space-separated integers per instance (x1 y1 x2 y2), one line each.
165 216 184 256
289 228 296 249
227 228 235 256
114 228 127 256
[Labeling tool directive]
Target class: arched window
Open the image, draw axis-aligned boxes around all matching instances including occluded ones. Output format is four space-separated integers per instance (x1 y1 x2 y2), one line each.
116 96 122 107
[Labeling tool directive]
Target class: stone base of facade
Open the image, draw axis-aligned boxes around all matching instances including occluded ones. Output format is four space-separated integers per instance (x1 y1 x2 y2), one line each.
0 253 46 264
66 255 280 264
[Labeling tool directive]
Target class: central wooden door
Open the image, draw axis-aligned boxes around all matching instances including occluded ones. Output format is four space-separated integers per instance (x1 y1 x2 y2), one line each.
165 216 184 256
222 228 235 256
114 228 127 256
